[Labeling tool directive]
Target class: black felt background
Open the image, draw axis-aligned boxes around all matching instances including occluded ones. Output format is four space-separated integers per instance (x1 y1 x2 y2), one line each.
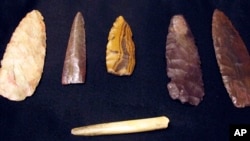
0 0 250 141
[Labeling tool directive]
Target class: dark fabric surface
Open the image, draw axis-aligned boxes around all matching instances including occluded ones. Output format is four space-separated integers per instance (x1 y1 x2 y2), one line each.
0 0 250 141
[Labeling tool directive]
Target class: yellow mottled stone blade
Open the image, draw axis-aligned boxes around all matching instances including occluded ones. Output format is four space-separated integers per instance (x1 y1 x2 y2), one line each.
106 16 135 76
0 10 46 101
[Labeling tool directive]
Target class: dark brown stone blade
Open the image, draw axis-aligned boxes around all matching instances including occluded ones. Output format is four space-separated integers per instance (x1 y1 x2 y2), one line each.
62 12 86 84
166 15 204 106
212 9 250 108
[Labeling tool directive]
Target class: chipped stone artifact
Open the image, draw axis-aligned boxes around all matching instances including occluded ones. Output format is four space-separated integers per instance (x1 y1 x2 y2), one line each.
0 10 46 101
212 9 250 108
166 15 204 106
106 16 135 76
62 12 86 84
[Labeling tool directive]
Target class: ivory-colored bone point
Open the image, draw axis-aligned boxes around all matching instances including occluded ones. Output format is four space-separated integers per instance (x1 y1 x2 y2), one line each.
71 116 169 136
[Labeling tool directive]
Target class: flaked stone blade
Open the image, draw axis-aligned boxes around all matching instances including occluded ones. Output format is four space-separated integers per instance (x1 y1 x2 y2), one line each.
62 12 86 84
212 9 250 108
166 15 205 106
106 16 135 76
0 10 46 101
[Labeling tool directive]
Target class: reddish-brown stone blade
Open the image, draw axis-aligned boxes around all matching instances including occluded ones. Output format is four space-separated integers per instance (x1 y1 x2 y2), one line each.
166 15 204 106
62 12 86 84
212 9 250 108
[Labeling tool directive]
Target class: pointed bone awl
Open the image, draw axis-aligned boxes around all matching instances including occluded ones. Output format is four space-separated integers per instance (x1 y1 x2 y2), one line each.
212 9 250 108
71 116 169 136
62 12 86 85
